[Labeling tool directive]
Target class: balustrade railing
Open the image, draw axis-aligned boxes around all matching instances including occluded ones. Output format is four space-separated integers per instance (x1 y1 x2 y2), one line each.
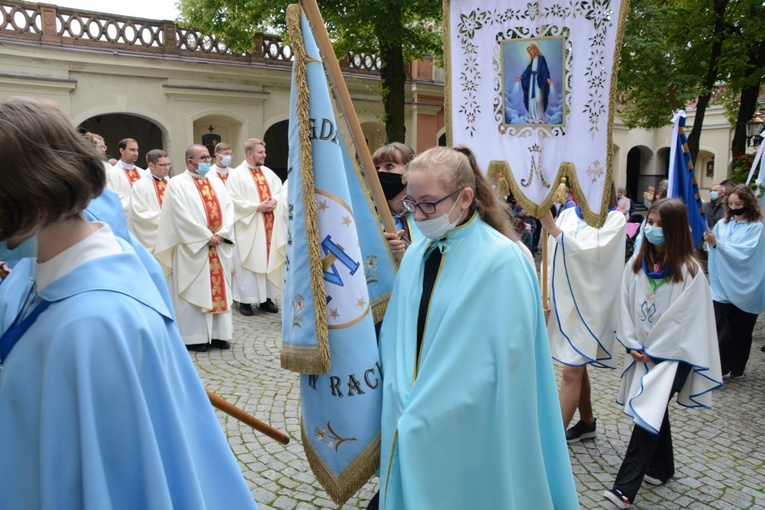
0 0 381 73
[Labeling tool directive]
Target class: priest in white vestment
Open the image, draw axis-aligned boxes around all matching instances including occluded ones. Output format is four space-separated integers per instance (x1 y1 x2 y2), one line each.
155 144 235 352
128 149 171 252
226 138 283 315
212 142 235 184
106 138 147 215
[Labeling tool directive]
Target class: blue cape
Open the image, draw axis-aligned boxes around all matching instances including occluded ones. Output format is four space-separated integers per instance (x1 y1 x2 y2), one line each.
709 219 765 314
0 244 257 509
379 215 578 509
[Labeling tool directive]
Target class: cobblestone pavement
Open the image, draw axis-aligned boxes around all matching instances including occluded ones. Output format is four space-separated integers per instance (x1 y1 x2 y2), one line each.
192 307 765 509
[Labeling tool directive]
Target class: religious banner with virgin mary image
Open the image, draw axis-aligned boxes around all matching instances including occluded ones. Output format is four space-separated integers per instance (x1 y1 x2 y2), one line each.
445 0 629 226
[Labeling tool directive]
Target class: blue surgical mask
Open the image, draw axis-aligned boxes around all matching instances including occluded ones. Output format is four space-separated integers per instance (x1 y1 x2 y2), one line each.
0 235 38 264
195 162 211 177
710 191 719 201
643 225 665 246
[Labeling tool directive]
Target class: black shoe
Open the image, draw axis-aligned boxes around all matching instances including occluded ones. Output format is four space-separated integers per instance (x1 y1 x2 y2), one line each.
566 418 597 443
186 343 209 352
761 345 765 353
259 298 278 313
238 303 254 316
730 369 745 379
603 489 631 509
211 339 231 350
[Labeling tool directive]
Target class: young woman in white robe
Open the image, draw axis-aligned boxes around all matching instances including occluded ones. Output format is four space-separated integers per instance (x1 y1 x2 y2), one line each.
604 199 722 509
540 185 626 442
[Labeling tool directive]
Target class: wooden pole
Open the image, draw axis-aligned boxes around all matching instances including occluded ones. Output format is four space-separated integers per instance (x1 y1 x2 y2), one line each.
207 390 290 445
541 227 548 304
300 0 401 252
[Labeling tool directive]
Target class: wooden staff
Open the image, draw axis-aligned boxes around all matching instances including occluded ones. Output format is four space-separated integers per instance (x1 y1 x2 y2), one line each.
300 0 402 261
541 227 548 313
207 390 290 445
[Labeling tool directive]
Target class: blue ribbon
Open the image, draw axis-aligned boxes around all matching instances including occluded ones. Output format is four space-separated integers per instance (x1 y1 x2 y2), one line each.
0 299 50 363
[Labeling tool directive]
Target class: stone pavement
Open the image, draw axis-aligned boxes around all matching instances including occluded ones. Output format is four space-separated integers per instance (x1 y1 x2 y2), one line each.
191 308 765 509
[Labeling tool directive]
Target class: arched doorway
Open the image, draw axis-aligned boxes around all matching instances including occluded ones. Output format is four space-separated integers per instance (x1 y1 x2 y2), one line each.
192 114 245 164
264 120 289 182
78 114 163 168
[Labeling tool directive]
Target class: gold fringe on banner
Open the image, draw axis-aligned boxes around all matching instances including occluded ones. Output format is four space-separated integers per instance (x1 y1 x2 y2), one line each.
280 4 330 375
301 422 381 505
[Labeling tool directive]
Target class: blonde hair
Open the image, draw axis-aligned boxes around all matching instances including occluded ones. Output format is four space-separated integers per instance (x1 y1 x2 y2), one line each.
406 146 514 239
0 97 105 239
214 142 232 154
244 138 265 153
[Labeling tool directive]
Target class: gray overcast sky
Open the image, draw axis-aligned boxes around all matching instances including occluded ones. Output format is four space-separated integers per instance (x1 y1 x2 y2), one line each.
50 0 180 21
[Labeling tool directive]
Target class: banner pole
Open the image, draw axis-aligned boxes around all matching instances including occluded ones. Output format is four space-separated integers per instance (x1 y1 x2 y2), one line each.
300 0 400 245
541 228 548 310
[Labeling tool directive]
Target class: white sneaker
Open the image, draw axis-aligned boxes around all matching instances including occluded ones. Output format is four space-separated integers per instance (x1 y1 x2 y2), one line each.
643 474 664 486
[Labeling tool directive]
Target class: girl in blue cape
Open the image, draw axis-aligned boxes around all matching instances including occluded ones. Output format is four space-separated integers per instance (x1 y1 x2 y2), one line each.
605 199 722 509
378 146 578 509
704 184 765 378
0 97 258 510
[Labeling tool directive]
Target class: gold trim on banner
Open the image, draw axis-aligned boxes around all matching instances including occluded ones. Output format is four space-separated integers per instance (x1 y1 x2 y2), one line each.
281 4 330 375
301 422 381 505
443 0 631 229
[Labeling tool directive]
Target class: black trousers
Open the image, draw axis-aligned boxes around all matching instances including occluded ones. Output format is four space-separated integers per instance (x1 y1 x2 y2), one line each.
714 300 759 375
613 410 674 501
612 362 692 502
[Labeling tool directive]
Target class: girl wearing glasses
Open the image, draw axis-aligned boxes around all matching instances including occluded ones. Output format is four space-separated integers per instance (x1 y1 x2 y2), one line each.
378 146 578 509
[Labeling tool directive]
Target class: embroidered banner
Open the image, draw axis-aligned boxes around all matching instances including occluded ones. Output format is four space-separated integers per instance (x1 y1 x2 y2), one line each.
446 0 628 226
280 4 396 504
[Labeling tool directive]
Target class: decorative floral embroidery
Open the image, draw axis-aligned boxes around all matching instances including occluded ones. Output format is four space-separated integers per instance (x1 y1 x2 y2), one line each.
364 255 380 284
315 422 357 452
291 294 304 331
586 160 604 182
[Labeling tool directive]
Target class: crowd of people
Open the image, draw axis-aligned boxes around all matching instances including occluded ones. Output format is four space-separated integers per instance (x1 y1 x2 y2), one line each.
0 97 763 509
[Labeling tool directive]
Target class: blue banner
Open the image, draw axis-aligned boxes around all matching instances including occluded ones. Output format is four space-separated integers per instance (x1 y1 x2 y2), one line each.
280 5 395 504
669 113 706 247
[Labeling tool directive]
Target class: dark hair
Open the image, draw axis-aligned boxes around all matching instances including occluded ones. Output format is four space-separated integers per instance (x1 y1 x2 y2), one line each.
146 149 169 166
0 97 105 240
372 142 415 167
724 185 762 223
720 178 734 188
631 198 697 283
406 146 514 239
118 138 137 153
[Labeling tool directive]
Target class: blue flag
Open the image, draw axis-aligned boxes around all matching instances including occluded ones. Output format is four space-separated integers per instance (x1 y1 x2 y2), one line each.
668 111 706 247
280 4 396 504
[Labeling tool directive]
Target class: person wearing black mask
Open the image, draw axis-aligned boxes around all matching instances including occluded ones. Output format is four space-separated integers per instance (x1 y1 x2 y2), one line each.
373 142 420 254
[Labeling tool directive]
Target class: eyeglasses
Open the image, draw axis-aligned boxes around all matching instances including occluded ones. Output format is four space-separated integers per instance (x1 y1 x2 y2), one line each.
193 156 212 161
155 163 172 169
401 189 462 215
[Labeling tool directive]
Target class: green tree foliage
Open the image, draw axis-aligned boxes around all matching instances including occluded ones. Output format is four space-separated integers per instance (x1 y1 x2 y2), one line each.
618 0 764 161
178 0 442 143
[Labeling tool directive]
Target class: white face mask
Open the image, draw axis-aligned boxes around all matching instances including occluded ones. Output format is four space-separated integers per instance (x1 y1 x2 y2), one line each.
218 154 232 167
415 191 465 240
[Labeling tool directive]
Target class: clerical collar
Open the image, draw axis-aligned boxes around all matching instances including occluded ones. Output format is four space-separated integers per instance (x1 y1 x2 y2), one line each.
118 160 136 170
151 174 166 181
574 205 617 219
213 164 229 174
187 169 206 180
246 163 261 170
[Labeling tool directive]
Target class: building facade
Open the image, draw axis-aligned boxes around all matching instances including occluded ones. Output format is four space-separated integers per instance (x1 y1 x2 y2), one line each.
0 0 738 198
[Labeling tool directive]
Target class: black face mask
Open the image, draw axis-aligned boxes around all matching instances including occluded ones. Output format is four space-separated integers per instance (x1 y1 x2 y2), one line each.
730 206 747 217
378 171 406 201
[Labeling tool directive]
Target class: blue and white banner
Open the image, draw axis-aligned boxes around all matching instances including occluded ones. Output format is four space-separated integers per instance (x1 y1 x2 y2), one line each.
446 0 628 227
281 4 395 504
667 110 706 247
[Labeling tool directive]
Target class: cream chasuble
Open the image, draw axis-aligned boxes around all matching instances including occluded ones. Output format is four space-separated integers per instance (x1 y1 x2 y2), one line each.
106 161 146 215
129 175 167 252
155 171 235 344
